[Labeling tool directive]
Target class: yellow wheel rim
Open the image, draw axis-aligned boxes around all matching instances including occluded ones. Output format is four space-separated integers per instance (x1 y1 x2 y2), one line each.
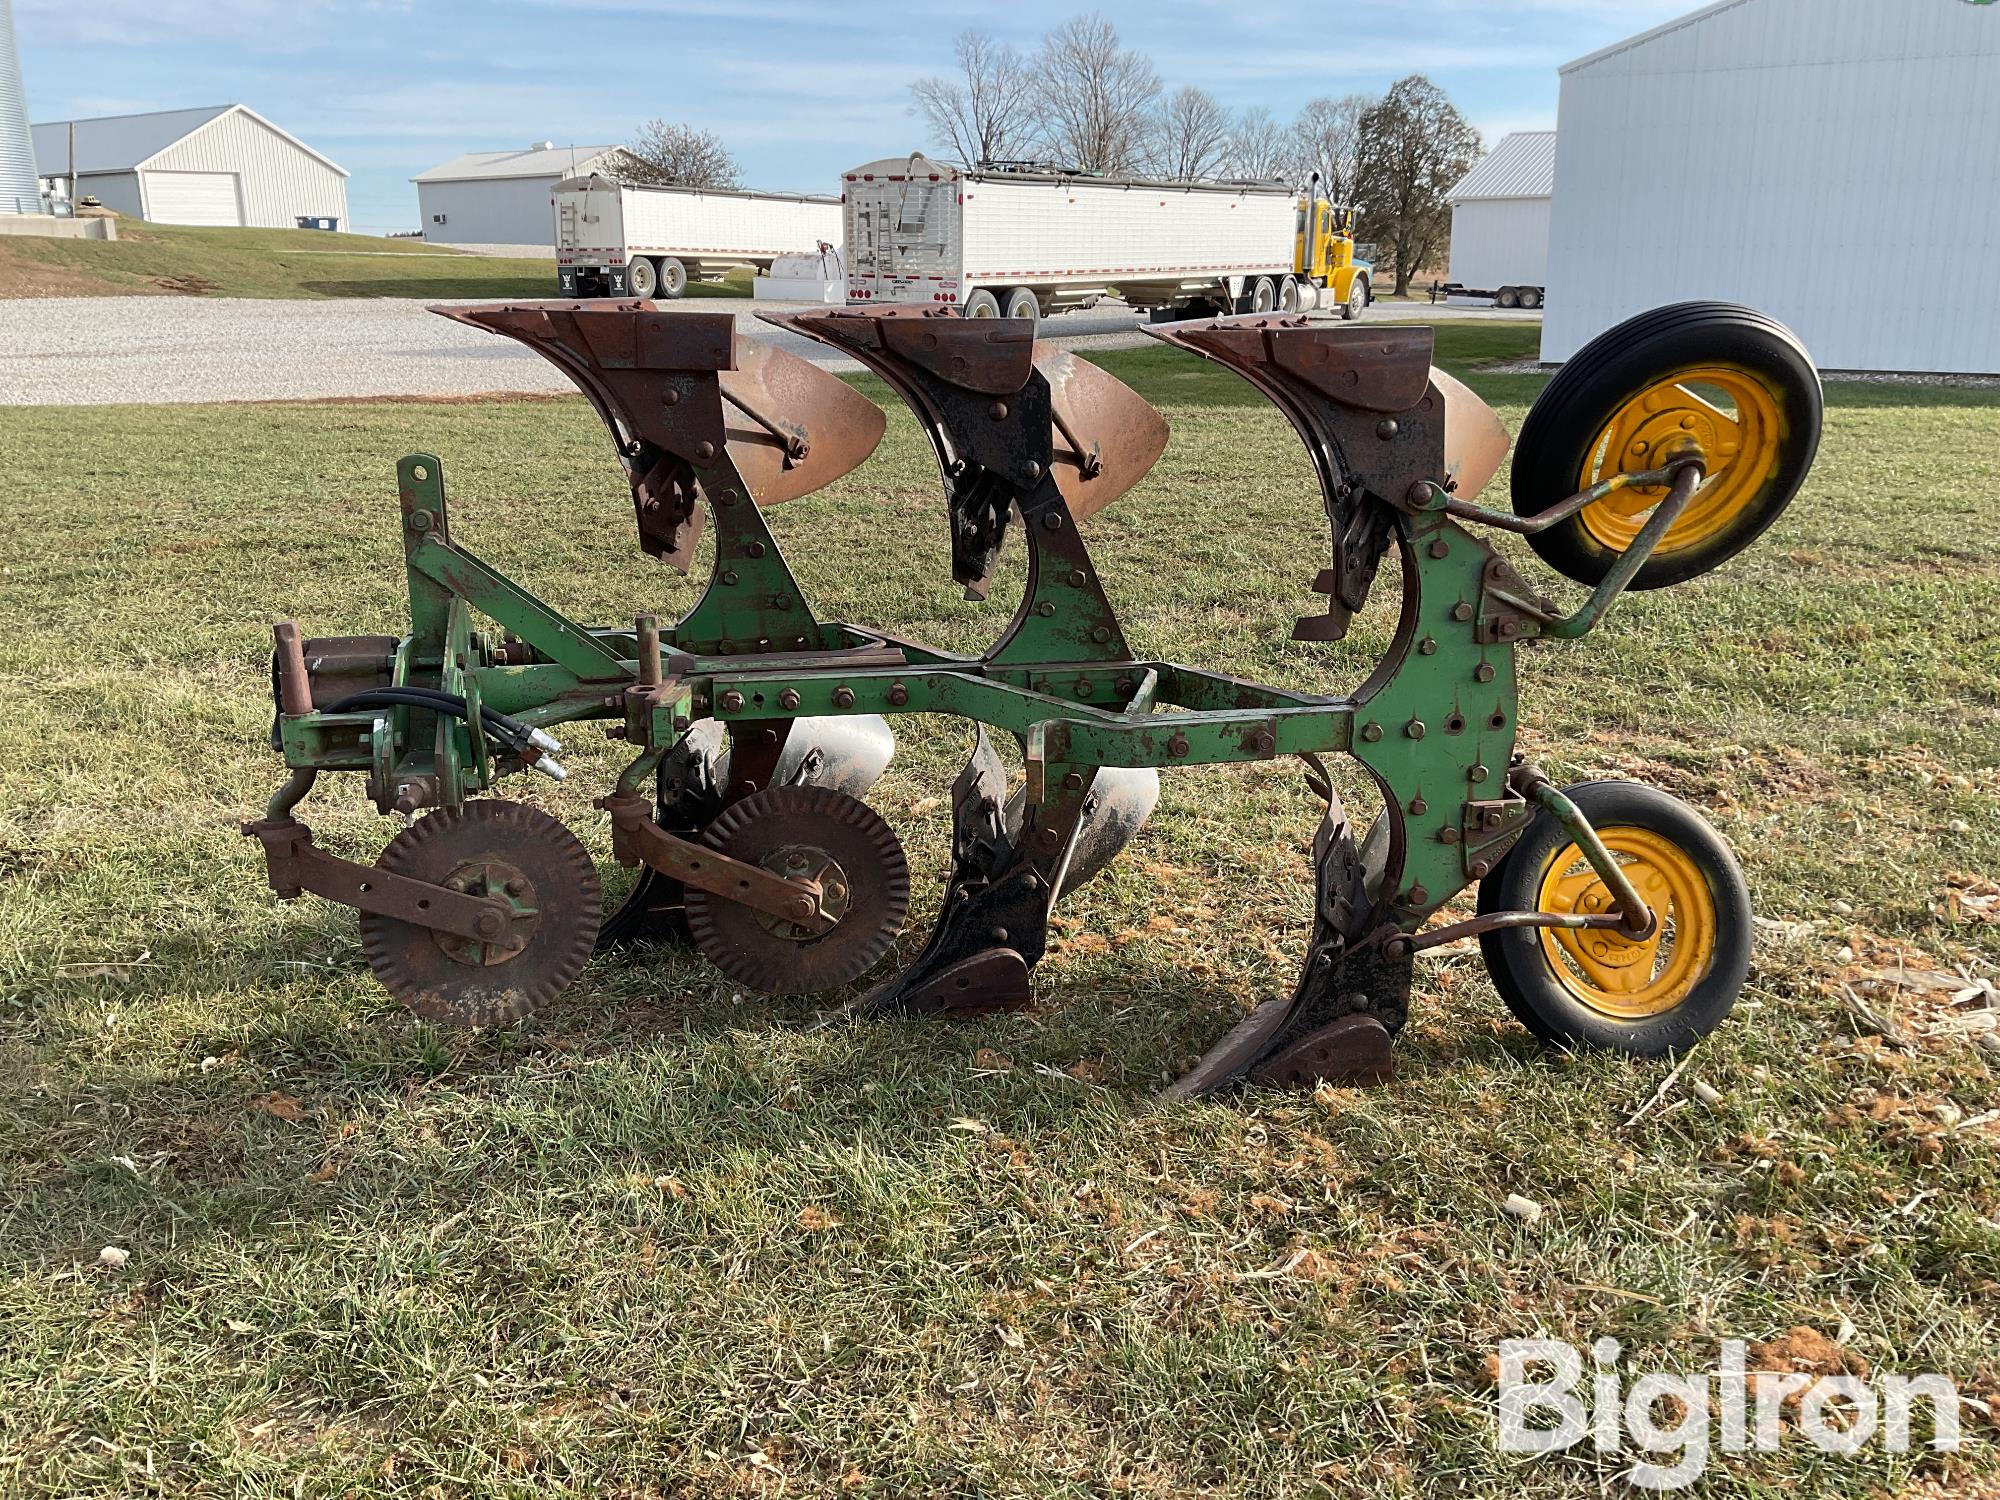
1576 364 1787 555
1534 828 1717 1018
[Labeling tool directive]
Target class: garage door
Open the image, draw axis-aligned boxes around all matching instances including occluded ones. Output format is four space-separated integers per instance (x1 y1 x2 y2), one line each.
145 171 243 226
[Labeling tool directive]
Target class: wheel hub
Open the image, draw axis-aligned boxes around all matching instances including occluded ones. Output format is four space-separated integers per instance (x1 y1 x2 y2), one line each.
753 844 851 940
431 858 541 966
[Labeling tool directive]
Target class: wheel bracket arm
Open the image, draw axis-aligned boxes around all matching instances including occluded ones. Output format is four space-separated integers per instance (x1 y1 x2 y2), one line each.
598 792 831 932
240 817 520 940
1512 769 1656 936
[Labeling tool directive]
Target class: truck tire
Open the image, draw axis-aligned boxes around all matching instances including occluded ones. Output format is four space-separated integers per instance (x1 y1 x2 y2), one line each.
1001 287 1039 324
1249 276 1278 313
963 288 1001 319
1519 286 1543 310
656 257 687 299
1497 286 1520 309
626 257 658 299
1343 277 1367 321
1279 276 1300 313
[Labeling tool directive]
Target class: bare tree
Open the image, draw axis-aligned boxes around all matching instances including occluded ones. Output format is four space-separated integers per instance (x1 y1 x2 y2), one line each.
1147 85 1230 180
1224 106 1289 181
1292 93 1372 202
1028 14 1161 174
910 31 1032 166
1354 76 1482 296
622 121 742 189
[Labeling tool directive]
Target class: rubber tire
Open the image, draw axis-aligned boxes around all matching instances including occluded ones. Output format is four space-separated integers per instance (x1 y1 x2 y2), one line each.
1343 277 1366 321
626 256 658 299
1512 300 1822 590
1519 286 1543 310
1250 276 1277 313
1001 286 1040 323
963 288 1001 318
1279 276 1300 313
1497 286 1520 309
1477 781 1751 1056
656 257 687 299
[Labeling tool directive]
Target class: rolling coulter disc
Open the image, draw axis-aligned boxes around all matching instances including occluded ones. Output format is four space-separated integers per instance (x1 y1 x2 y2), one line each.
359 801 601 1026
685 786 909 994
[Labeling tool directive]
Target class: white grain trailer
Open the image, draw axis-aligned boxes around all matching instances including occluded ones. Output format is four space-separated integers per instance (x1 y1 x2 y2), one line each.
553 173 842 298
842 154 1302 323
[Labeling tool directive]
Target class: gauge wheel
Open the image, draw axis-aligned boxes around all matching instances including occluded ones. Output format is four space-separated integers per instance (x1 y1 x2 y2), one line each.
1512 301 1822 589
1476 780 1751 1055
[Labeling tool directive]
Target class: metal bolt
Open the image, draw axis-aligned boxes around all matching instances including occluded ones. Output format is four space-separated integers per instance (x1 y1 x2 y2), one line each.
1043 513 1064 530
411 464 429 481
721 570 739 586
771 594 792 610
1037 827 1060 850
1360 722 1383 743
695 441 715 462
1405 719 1426 739
1408 797 1427 816
887 683 909 707
778 688 800 711
1167 732 1190 758
1474 663 1496 683
1468 764 1489 784
409 510 433 532
1439 827 1460 845
719 690 745 713
989 927 1009 943
1090 625 1112 643
1036 602 1056 617
1023 460 1043 482
1115 676 1135 697
662 389 680 407
1063 772 1084 790
1428 539 1449 559
1376 419 1399 440
1451 602 1474 622
832 686 855 708
1069 569 1089 587
1418 637 1437 655
1499 619 1519 639
476 910 506 939
1253 730 1276 754
1469 859 1492 879
746 541 766 559
1075 680 1093 697
989 401 1009 420
1404 886 1430 907
718 488 739 506
1384 937 1412 960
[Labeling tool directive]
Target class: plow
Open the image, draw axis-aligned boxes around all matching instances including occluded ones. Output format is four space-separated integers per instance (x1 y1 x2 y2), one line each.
244 297 1821 1093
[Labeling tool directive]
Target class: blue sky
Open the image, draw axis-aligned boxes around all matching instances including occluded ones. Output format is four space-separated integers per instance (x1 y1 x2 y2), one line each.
15 0 1696 234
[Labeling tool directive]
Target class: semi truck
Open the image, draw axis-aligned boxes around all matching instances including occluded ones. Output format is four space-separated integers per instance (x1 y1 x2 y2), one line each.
552 174 843 299
841 154 1372 324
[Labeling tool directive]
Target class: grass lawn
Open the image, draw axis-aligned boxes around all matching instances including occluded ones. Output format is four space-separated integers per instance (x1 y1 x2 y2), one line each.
0 220 756 303
1 325 1996 1497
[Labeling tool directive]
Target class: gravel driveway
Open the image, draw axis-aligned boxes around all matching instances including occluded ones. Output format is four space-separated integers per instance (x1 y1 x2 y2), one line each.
0 295 1540 407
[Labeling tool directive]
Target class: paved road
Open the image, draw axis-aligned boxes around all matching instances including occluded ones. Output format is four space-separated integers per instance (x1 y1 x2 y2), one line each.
0 295 1540 407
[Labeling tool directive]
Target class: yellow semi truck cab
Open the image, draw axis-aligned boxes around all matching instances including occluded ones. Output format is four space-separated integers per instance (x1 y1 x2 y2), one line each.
1295 197 1372 320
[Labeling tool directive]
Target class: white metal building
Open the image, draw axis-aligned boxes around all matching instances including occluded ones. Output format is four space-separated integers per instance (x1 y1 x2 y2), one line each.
1445 131 1555 302
413 143 646 245
28 105 347 227
1542 0 2000 373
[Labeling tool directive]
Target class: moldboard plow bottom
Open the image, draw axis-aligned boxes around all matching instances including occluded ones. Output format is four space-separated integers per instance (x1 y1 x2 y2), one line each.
245 297 1822 1096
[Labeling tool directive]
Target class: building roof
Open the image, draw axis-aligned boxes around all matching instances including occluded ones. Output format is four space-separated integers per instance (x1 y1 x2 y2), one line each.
1562 0 1751 74
413 144 629 183
1448 131 1557 202
30 104 347 177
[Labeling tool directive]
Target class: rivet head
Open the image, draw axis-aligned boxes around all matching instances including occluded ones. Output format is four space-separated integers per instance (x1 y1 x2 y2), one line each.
1428 539 1449 559
832 686 855 708
1376 419 1399 440
662 389 680 406
1023 460 1042 481
1451 602 1475 622
411 465 428 481
695 441 716 461
719 690 745 713
989 401 1009 420
1360 722 1383 743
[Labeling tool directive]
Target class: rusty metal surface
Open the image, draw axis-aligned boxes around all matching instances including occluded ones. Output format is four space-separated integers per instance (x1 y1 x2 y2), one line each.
683 785 910 993
241 815 517 942
600 787 835 931
1249 1014 1395 1089
1033 345 1170 518
357 801 601 1026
